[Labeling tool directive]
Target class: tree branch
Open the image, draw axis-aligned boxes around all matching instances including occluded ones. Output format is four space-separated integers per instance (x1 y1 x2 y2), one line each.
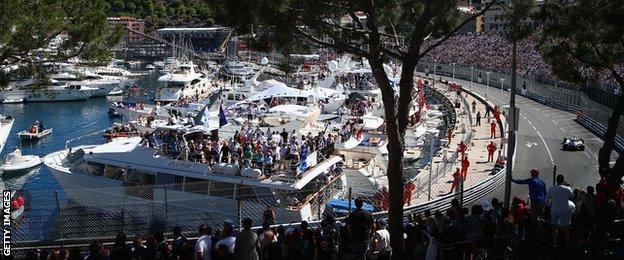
291 26 369 57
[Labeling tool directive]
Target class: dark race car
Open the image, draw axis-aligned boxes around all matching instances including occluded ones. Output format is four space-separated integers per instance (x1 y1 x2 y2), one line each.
562 136 585 151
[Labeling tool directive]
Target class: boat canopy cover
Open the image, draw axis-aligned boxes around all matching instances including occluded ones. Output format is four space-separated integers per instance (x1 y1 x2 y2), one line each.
247 81 311 101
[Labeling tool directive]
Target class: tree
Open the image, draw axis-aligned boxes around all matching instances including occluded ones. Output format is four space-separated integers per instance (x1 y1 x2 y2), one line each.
213 0 496 258
0 0 122 86
539 0 624 202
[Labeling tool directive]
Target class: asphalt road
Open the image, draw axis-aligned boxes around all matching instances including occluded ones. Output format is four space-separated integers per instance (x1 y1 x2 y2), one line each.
421 73 618 200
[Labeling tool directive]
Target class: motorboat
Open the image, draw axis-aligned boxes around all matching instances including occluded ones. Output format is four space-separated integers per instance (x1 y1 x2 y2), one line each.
221 60 256 79
145 64 156 70
17 122 52 141
0 148 42 173
1 79 96 102
51 71 125 97
155 61 213 103
0 116 15 154
44 124 346 225
3 98 23 104
106 87 124 96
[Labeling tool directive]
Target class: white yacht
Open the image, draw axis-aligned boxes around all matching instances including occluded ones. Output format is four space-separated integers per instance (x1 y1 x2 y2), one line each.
1 79 96 102
0 115 15 155
51 72 121 97
44 127 345 223
155 61 212 103
221 60 256 79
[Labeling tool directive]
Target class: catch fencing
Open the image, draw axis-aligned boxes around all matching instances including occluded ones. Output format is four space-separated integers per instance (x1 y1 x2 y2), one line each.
417 62 624 152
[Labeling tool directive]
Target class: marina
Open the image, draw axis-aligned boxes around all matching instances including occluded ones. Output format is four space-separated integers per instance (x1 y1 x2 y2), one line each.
1 56 492 244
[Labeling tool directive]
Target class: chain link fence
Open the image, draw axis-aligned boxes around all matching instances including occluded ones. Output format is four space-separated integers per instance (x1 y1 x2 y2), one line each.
417 62 624 144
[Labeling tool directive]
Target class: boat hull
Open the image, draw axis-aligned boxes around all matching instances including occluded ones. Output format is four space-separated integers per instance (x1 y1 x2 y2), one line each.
44 149 316 225
0 156 42 172
0 117 14 154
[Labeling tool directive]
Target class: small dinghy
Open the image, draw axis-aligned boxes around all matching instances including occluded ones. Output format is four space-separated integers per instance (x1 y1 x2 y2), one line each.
17 121 52 141
0 148 42 172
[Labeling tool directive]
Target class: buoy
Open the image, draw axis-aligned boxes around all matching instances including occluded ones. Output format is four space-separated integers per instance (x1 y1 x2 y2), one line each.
17 196 24 207
11 200 19 209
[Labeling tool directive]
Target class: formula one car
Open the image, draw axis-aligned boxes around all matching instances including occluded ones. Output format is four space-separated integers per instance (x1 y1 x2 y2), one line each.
562 136 585 151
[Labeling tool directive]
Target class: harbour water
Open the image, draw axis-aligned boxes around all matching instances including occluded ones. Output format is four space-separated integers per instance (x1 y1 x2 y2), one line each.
1 70 163 242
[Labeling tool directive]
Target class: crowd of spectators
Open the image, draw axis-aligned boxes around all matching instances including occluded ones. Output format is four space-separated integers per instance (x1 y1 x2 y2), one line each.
21 178 623 259
143 123 337 178
421 32 623 88
421 33 559 82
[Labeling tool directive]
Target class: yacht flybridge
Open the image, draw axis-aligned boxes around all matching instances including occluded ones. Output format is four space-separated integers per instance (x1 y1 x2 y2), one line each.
44 125 345 223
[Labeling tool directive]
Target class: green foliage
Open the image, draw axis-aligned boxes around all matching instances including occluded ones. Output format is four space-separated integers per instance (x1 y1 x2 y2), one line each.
506 0 535 41
538 0 624 86
0 0 122 86
106 0 215 30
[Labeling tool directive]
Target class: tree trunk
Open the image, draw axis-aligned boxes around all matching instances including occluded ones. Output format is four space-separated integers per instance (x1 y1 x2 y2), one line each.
597 86 624 203
598 93 624 177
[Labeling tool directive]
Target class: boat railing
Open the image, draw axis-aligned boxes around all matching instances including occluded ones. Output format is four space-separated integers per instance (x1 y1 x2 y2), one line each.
64 128 109 150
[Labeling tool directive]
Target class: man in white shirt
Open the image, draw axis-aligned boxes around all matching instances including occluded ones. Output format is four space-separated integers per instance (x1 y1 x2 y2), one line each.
195 224 212 260
215 225 236 254
371 218 391 260
547 174 574 245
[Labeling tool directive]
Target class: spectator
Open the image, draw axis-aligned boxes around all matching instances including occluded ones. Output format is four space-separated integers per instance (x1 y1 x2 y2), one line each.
154 230 170 259
261 230 281 260
195 224 213 260
85 241 105 260
346 197 375 259
234 218 260 260
263 205 276 227
369 218 391 260
130 235 148 260
512 169 547 221
547 174 574 245
110 232 131 260
215 225 236 255
171 226 189 260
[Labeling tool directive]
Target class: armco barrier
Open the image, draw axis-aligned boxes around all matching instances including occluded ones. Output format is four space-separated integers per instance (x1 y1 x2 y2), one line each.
524 92 581 114
576 112 624 153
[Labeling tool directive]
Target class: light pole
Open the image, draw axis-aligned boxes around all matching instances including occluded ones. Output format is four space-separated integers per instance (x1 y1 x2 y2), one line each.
470 66 474 90
500 78 505 90
493 1 522 210
486 71 491 100
434 59 437 78
426 130 437 201
452 63 456 81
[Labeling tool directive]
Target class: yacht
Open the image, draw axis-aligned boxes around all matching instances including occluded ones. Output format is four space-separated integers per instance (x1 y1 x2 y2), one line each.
51 72 122 97
0 115 15 154
221 60 256 79
155 61 212 103
1 79 97 102
44 126 345 224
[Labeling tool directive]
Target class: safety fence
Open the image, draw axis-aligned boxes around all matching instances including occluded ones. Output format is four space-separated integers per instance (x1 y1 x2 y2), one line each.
418 62 624 153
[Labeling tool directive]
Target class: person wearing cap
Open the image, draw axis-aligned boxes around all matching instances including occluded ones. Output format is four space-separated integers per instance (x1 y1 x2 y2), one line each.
369 219 391 260
512 169 547 221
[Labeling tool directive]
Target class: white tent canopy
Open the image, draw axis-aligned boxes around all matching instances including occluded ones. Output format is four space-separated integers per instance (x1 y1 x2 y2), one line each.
247 81 312 101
